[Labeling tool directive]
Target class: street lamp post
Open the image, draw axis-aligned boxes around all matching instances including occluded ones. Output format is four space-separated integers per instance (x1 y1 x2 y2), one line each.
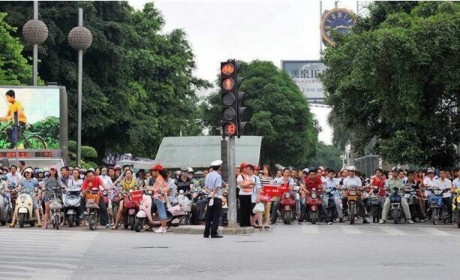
22 1 48 86
68 8 92 167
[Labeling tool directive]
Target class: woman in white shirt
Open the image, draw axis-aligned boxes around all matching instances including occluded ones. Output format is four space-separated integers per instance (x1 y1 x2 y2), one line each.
237 163 256 227
68 169 83 188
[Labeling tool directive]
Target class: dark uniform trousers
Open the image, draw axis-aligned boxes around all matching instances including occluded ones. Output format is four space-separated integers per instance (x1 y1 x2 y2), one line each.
204 197 222 237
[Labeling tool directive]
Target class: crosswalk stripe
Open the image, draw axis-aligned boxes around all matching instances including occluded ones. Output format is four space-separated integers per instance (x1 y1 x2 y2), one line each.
301 225 319 234
379 226 408 236
340 225 363 235
420 227 451 236
0 229 98 279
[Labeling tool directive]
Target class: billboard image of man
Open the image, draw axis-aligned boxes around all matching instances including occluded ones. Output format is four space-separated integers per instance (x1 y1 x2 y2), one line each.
1 90 27 148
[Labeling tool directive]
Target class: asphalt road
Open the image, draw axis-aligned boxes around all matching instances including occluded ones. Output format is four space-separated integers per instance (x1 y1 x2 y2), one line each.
1 221 459 280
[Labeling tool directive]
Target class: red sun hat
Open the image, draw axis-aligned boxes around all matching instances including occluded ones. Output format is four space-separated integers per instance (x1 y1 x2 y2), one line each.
253 165 260 170
240 162 253 169
150 164 164 171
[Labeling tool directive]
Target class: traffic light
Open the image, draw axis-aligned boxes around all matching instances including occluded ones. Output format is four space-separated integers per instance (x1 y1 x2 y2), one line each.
220 59 246 138
236 83 246 138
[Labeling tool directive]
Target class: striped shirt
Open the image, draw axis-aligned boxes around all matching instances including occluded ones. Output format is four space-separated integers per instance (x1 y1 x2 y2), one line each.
259 175 273 187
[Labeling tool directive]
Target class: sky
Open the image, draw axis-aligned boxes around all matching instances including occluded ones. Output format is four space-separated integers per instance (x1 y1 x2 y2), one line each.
127 0 367 145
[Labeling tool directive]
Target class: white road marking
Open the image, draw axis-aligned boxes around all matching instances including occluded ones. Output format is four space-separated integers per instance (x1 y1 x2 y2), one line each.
420 227 451 236
379 226 408 235
340 225 363 235
0 229 98 279
301 225 319 234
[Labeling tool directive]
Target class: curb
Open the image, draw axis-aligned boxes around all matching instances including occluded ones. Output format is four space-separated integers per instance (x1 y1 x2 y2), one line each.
172 225 256 235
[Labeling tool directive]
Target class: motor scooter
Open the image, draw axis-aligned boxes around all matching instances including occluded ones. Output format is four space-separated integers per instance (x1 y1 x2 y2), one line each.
110 189 121 225
0 189 8 225
15 189 36 228
306 188 322 224
86 187 100 230
190 190 207 225
389 187 403 224
453 189 460 228
6 182 19 223
176 190 192 225
49 187 63 230
346 185 359 225
280 191 296 225
325 187 339 222
369 187 381 223
135 192 189 232
404 187 419 222
122 190 139 230
429 188 448 225
63 185 81 227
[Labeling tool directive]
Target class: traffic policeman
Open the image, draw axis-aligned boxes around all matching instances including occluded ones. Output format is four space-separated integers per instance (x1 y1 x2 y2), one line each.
203 160 224 238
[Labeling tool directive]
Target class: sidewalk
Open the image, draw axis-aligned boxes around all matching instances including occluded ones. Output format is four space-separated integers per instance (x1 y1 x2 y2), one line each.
173 225 256 235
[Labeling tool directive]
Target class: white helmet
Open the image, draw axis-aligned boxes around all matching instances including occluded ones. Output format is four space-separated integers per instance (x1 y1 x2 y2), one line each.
347 166 356 171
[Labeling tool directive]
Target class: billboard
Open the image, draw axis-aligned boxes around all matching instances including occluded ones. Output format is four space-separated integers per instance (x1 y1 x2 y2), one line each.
0 87 63 159
281 60 326 101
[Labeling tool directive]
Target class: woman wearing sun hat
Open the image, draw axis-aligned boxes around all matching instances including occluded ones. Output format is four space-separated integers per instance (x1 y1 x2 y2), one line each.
149 164 170 233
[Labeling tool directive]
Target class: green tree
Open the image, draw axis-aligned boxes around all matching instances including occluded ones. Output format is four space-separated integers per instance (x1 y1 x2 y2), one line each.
308 142 343 171
321 1 460 168
67 140 98 168
0 12 32 85
29 116 60 149
202 60 318 167
0 2 209 162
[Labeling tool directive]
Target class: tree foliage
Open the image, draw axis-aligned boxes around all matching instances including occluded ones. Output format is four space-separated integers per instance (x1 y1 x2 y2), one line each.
30 116 60 149
321 1 460 168
202 60 318 167
308 142 343 172
0 12 32 85
68 140 98 168
0 2 209 162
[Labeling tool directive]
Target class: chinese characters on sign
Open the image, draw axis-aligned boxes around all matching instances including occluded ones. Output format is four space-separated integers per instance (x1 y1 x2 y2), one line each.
281 61 327 102
0 151 55 158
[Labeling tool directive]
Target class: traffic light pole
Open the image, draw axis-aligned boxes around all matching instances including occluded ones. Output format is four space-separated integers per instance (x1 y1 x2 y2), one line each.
227 137 237 228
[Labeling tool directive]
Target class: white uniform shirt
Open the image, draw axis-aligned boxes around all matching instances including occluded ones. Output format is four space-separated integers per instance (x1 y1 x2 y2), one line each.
343 176 362 189
453 178 460 189
424 176 438 197
5 172 22 188
435 178 452 198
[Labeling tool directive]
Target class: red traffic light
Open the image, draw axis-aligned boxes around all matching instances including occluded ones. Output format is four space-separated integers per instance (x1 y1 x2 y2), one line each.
221 63 235 76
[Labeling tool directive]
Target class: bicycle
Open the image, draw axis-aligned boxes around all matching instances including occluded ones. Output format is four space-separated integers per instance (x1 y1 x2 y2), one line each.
0 121 47 149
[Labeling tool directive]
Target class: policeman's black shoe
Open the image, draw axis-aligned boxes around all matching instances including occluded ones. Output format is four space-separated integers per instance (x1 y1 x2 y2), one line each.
339 218 344 223
211 235 223 238
203 235 209 238
363 219 370 224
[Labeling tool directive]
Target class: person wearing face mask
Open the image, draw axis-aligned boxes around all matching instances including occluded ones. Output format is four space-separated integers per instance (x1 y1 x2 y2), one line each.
187 168 199 189
78 169 86 180
99 167 113 190
176 168 194 198
136 169 146 189
60 166 71 187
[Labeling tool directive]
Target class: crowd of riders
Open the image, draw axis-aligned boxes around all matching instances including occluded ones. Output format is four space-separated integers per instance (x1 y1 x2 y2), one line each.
1 160 460 232
234 164 460 228
1 162 207 232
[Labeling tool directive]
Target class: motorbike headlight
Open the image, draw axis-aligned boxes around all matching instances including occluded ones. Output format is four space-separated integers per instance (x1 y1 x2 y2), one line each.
20 196 26 203
349 191 357 196
311 194 317 199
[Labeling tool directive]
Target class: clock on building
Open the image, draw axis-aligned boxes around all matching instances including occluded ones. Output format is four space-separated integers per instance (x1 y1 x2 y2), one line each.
321 8 357 46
